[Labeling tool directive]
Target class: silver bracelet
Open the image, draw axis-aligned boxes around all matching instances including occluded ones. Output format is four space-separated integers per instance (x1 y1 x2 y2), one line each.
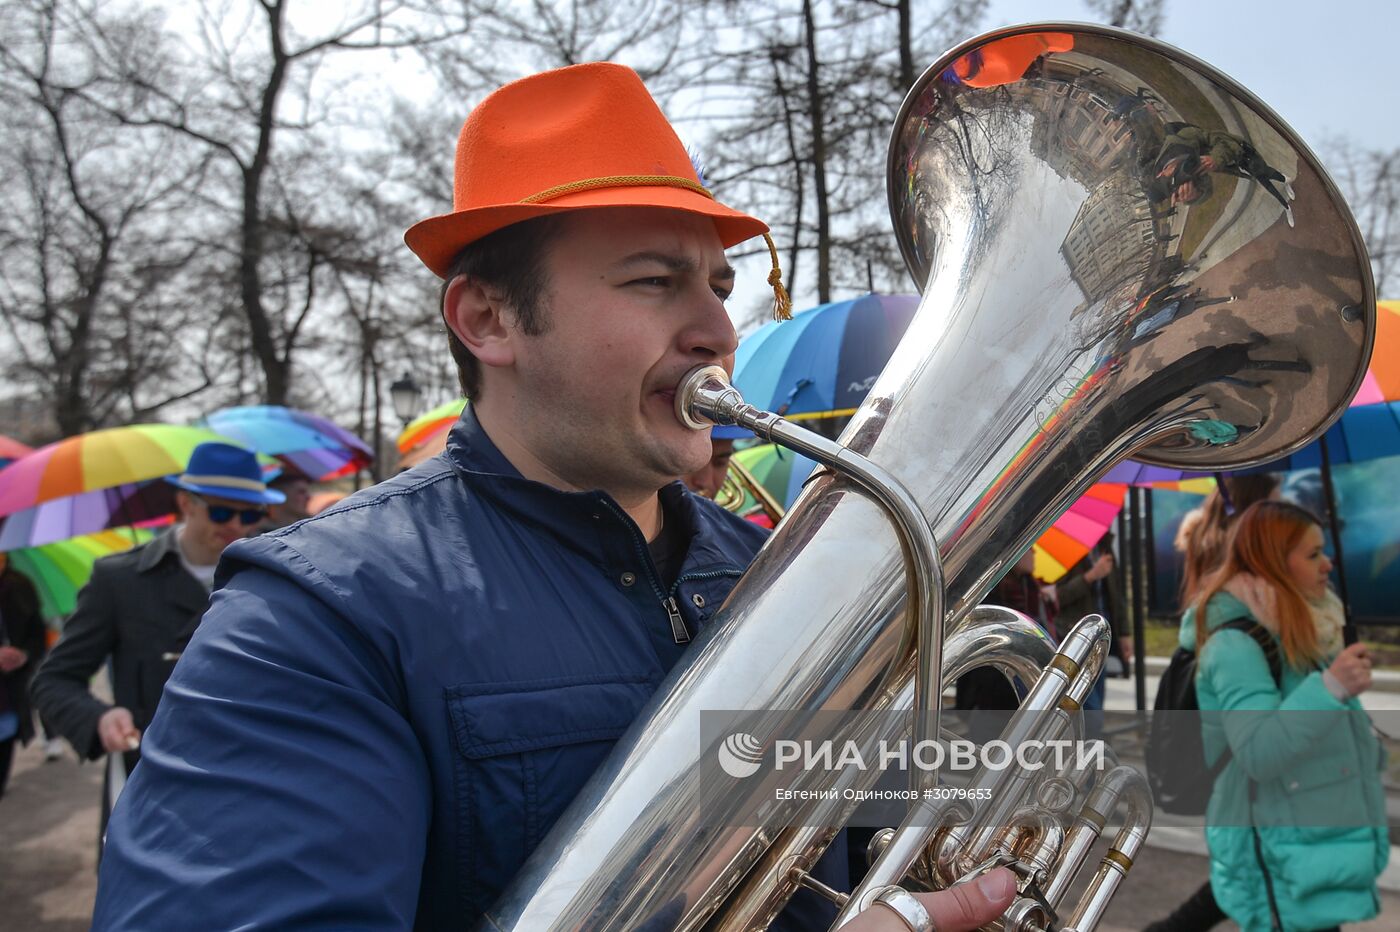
870 885 935 932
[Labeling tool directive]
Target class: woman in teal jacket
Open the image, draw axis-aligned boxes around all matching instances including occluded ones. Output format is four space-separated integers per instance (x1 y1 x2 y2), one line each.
1182 501 1387 931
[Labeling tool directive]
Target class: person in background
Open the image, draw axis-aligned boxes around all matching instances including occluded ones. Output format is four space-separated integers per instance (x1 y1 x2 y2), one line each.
683 431 737 500
0 555 46 798
1182 501 1385 932
306 491 348 516
956 549 1055 712
258 471 312 532
1146 473 1283 932
30 442 282 849
1177 475 1282 605
1051 536 1129 736
682 426 781 529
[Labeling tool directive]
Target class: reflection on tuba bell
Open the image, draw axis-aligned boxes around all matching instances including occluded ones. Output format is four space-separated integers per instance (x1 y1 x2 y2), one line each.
482 22 1374 932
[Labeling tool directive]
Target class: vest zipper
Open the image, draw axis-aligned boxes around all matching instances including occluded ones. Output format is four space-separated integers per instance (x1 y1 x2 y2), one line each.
664 597 690 644
665 570 743 645
667 569 744 599
598 498 693 645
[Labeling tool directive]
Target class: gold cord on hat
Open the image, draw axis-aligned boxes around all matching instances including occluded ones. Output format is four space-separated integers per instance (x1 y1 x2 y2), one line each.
760 233 793 321
520 175 791 321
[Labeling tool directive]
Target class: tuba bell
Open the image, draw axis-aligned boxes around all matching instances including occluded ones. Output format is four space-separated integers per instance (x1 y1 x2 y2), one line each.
481 22 1374 931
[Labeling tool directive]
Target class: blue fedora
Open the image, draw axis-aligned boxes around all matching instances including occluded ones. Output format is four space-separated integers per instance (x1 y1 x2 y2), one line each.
165 442 286 505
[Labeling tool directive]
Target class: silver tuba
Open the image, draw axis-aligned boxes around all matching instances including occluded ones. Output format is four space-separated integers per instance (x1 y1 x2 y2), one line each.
481 22 1374 932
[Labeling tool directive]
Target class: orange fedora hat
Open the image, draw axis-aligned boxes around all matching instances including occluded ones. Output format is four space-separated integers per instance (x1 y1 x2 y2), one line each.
405 63 770 279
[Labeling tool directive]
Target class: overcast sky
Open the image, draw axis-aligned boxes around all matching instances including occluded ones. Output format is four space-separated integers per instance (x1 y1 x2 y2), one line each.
985 0 1399 152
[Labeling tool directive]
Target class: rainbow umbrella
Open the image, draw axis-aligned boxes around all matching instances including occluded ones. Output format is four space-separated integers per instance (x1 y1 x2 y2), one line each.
1033 483 1129 582
732 443 821 509
734 442 1127 583
0 435 32 469
0 483 179 550
396 398 467 470
201 406 373 481
0 424 251 549
733 294 920 420
1350 300 1400 405
8 528 154 618
398 398 467 453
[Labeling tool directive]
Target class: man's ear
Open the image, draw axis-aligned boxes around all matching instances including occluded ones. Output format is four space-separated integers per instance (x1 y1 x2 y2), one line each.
443 275 516 369
174 490 195 522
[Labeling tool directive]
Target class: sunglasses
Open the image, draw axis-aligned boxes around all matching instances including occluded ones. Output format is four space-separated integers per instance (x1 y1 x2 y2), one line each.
190 493 268 527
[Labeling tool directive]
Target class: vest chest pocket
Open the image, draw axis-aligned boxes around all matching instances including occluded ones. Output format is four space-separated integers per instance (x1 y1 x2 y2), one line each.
445 676 655 914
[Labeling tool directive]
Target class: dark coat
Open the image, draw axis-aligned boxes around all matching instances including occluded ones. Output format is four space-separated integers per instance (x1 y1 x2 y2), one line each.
1056 553 1127 642
92 410 846 930
955 569 1053 712
31 530 209 761
1 567 47 745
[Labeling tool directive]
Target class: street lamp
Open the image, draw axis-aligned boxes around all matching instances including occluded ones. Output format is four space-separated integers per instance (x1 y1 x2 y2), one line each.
389 372 423 426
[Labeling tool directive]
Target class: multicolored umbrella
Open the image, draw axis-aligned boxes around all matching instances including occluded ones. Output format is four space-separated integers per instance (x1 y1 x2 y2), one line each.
0 424 241 517
396 398 467 470
201 406 373 481
0 482 177 550
0 424 252 549
398 398 467 453
1033 484 1129 582
734 440 1127 584
9 528 154 619
733 294 920 420
731 443 820 510
1350 300 1400 405
0 435 32 469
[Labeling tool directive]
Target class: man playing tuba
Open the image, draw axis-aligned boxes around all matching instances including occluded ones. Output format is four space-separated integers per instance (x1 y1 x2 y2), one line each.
89 62 1015 932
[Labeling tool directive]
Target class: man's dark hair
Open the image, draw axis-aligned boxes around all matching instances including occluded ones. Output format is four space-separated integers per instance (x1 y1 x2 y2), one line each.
440 215 566 399
268 472 310 490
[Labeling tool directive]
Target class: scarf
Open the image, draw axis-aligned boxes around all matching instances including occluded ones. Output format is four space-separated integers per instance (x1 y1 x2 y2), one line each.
1309 588 1347 658
1224 575 1346 661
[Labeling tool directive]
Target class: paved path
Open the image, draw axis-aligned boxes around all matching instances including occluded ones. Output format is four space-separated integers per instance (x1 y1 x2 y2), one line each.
1 739 99 931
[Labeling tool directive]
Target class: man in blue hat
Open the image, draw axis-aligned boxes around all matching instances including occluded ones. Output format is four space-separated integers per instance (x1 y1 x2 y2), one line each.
31 441 283 853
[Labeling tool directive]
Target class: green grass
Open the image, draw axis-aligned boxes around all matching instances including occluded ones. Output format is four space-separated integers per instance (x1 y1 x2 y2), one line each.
1143 620 1180 657
1141 618 1400 671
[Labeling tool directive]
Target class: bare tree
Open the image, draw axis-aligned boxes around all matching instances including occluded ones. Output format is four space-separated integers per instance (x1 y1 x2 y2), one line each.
287 161 445 480
62 0 468 406
1324 140 1400 297
0 0 221 435
699 0 986 320
419 0 696 101
1085 0 1166 35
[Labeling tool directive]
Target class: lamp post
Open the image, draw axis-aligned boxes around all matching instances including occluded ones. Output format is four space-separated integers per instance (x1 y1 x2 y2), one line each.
390 372 422 427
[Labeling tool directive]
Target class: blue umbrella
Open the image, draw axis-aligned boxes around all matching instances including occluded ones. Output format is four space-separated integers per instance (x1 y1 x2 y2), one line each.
1222 400 1400 474
733 294 920 418
199 406 373 481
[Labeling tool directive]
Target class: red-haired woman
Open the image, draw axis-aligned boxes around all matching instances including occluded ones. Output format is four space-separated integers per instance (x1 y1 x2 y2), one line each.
1147 475 1282 932
1185 501 1386 931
